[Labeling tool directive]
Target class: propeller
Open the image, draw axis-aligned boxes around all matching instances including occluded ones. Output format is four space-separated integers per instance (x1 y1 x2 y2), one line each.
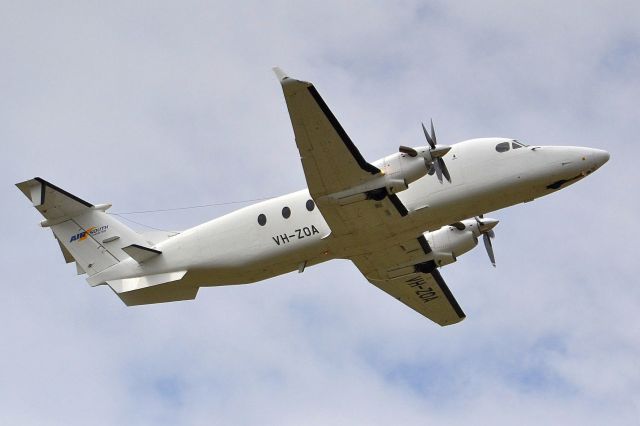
398 120 452 183
421 120 451 183
475 215 499 267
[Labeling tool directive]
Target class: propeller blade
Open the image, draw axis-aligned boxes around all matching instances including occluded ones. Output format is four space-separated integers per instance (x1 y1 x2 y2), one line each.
487 229 495 239
430 119 437 145
399 145 418 157
483 233 496 267
438 157 451 183
421 122 435 148
434 159 443 182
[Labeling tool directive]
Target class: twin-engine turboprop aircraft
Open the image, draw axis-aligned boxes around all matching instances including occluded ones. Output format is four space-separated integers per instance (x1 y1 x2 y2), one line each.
16 69 609 326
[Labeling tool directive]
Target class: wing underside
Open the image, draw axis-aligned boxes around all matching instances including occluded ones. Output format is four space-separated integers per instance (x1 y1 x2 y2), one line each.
351 236 466 326
275 69 410 238
275 70 380 197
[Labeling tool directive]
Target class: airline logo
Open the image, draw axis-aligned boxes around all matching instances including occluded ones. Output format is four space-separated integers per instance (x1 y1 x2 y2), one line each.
69 225 108 242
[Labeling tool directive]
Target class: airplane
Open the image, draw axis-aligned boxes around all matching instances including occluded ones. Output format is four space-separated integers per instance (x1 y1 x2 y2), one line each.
15 68 609 326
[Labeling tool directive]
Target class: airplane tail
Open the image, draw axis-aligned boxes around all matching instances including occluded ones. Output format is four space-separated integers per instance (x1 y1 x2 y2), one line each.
16 177 199 306
15 177 162 277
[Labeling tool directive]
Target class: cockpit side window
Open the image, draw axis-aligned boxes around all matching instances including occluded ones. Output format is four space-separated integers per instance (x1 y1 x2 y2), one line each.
496 142 510 153
512 139 528 147
512 142 523 149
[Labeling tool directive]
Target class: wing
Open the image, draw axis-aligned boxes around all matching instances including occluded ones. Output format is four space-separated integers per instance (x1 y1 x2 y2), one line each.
274 68 380 197
275 69 410 237
273 70 461 324
351 235 466 326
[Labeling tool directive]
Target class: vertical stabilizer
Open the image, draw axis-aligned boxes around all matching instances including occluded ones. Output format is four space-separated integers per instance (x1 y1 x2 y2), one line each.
16 177 162 276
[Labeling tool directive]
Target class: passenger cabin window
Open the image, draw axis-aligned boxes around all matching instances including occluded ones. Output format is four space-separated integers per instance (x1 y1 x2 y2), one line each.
495 142 510 153
306 199 315 211
282 206 291 219
257 214 267 226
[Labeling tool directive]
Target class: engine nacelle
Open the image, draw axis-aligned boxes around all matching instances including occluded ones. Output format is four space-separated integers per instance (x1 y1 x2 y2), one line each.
384 178 409 195
375 152 430 188
425 224 478 267
324 149 431 205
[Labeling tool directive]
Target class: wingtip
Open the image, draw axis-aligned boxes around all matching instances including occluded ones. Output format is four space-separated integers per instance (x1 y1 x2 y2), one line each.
272 67 289 82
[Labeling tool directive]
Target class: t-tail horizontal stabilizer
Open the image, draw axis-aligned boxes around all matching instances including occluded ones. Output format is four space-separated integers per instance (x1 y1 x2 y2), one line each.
16 177 96 223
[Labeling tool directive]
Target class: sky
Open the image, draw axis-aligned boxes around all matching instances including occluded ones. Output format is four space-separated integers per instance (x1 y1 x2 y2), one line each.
1 1 639 424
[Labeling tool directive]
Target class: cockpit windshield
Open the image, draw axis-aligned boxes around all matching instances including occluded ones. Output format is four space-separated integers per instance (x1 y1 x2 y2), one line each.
496 139 529 153
495 142 510 152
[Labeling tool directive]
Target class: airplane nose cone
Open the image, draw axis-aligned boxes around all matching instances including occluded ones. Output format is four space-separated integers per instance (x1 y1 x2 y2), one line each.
580 148 610 172
593 149 610 168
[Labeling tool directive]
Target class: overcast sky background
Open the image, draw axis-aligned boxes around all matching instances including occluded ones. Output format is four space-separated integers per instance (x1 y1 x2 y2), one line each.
1 1 639 425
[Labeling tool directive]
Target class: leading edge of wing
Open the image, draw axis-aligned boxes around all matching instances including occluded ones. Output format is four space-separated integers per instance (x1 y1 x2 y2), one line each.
273 67 380 176
416 244 465 322
361 265 466 326
430 267 466 320
306 86 380 175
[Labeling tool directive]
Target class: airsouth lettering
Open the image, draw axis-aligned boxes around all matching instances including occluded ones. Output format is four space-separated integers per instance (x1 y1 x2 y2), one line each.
272 225 320 246
69 225 109 243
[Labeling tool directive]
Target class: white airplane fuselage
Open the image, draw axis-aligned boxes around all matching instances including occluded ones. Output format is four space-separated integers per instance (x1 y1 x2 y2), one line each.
87 138 609 288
